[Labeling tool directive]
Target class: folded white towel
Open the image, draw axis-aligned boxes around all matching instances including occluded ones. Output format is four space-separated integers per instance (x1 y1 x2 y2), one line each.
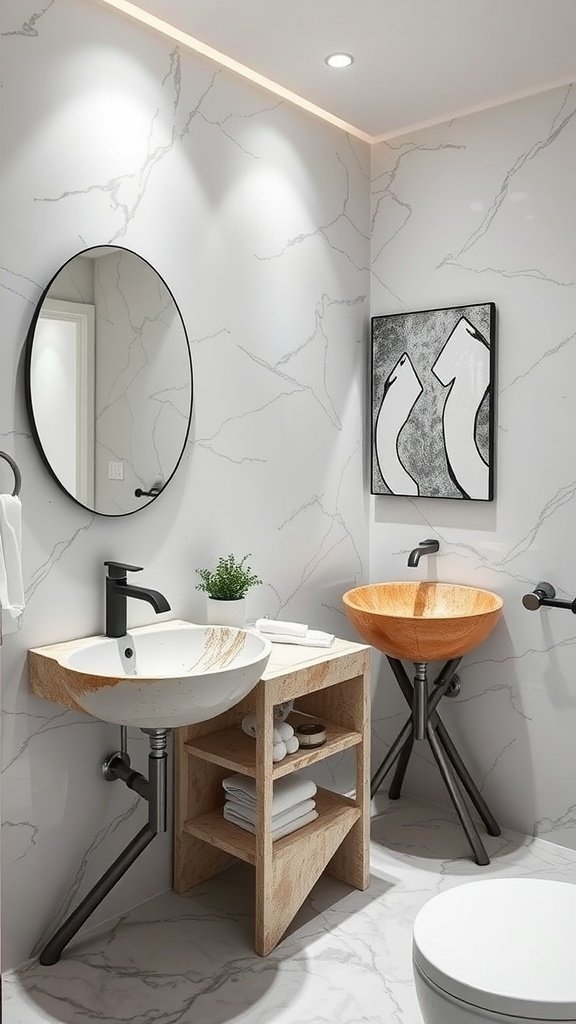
255 618 308 638
228 787 312 815
222 773 317 815
262 629 335 648
0 494 24 634
224 796 316 830
223 804 318 841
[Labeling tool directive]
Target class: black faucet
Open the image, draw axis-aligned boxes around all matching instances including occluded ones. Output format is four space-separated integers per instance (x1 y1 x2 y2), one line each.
104 561 171 638
407 538 440 567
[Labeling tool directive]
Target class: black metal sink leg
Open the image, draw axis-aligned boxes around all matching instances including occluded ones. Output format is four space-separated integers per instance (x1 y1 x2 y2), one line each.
371 656 500 865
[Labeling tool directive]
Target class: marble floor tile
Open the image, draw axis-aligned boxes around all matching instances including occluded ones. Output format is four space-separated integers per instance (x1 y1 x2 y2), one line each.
4 795 576 1024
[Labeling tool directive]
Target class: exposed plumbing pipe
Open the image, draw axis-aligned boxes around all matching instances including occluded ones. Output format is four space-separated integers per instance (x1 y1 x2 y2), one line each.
38 727 169 966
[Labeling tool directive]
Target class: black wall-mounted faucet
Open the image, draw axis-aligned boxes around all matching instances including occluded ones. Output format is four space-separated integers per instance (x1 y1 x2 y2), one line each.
104 561 171 638
407 538 440 567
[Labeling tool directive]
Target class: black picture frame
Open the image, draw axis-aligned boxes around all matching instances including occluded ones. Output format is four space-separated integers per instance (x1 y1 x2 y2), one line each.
371 302 496 501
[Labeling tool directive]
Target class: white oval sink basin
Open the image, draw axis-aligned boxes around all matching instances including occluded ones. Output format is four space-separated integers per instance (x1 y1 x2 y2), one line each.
31 620 272 729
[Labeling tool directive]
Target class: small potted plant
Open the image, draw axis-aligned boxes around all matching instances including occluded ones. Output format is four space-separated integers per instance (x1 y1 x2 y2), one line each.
196 553 262 627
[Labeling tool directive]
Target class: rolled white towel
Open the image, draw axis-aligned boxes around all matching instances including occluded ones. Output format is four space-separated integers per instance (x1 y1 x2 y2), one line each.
263 629 334 648
240 713 299 761
255 618 308 638
223 804 318 841
224 796 316 830
222 773 317 815
0 494 24 634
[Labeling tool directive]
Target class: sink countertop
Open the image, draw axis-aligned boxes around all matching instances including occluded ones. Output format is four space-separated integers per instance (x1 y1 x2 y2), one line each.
29 620 369 715
29 618 199 660
29 619 201 714
30 621 367 664
262 635 369 676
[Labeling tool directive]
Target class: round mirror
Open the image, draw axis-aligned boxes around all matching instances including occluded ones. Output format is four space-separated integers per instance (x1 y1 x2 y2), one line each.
25 246 192 516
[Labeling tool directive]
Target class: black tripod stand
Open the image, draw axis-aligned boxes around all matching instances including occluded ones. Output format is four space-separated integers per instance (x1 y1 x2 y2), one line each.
372 657 501 865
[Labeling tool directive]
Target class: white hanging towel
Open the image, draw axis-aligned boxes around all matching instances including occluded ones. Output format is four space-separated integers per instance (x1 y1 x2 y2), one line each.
0 494 24 634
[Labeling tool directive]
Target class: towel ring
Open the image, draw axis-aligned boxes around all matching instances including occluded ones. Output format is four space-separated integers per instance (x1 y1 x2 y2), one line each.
0 450 22 496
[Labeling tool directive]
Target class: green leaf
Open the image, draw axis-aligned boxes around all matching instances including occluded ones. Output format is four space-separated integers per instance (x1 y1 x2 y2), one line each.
195 553 262 600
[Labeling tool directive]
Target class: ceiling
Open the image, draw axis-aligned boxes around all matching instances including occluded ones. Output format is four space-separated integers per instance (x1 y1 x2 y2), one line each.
102 0 576 141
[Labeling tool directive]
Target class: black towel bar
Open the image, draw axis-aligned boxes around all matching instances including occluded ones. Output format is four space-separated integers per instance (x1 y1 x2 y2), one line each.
522 582 576 614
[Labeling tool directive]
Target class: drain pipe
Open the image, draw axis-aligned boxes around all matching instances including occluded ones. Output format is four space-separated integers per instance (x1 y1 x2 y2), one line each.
413 662 428 741
38 727 169 966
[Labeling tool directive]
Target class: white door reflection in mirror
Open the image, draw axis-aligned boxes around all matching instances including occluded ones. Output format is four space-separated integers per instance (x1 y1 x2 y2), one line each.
33 299 95 506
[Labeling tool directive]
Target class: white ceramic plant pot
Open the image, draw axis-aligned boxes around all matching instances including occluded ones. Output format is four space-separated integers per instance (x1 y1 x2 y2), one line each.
206 597 247 628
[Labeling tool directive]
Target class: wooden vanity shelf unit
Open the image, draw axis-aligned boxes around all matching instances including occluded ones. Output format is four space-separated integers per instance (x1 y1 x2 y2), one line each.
174 636 370 956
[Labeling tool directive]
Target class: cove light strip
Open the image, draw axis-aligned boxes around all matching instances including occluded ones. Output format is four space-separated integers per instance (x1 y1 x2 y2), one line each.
95 0 373 144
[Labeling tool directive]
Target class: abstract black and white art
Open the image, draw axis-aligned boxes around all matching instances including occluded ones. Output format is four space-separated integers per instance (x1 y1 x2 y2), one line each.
371 303 495 501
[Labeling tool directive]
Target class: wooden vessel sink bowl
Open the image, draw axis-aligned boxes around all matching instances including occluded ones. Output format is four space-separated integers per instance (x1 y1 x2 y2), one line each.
343 582 503 661
29 619 272 729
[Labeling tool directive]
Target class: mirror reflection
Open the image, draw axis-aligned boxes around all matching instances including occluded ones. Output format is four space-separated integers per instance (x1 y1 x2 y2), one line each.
26 246 192 516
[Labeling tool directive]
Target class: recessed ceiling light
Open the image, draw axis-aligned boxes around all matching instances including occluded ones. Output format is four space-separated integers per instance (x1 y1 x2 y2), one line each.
97 0 372 141
325 53 354 69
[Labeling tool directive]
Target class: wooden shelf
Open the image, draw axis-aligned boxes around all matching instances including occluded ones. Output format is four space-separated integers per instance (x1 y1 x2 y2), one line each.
184 711 362 780
174 636 370 956
183 787 360 868
183 805 257 866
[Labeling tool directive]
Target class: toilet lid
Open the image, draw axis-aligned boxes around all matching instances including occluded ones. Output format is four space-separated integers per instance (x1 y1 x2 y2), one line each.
413 879 576 1020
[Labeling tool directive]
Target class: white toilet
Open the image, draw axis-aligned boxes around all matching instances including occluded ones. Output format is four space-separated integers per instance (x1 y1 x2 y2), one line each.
412 879 576 1023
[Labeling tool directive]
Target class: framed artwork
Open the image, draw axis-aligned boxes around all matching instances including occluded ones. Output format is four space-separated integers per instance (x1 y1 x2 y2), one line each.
371 303 495 501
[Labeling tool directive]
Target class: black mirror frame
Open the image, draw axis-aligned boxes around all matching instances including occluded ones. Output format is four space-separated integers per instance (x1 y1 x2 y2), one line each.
25 244 193 518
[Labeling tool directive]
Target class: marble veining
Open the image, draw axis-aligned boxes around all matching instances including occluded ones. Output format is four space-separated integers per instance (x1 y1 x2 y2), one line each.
438 86 576 272
0 0 55 38
0 0 368 969
370 81 576 852
3 0 575 981
5 796 576 1024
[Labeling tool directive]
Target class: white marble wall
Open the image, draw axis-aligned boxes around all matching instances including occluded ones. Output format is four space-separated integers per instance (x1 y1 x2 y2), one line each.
370 86 576 848
0 0 369 969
